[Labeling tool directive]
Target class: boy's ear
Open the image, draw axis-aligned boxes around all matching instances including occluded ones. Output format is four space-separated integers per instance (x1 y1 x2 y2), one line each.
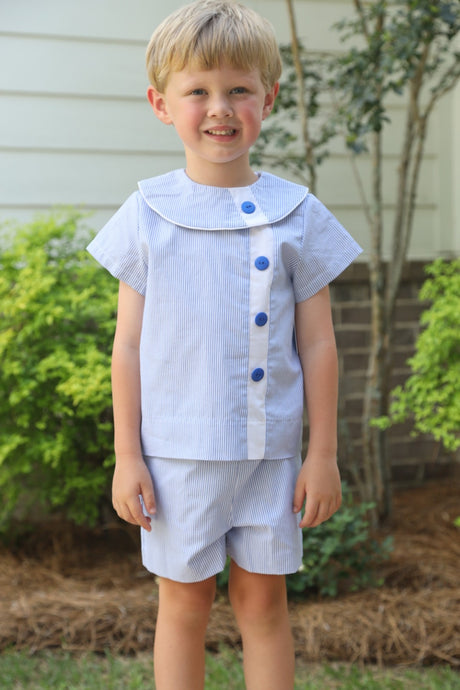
147 86 173 125
262 82 279 120
262 82 280 120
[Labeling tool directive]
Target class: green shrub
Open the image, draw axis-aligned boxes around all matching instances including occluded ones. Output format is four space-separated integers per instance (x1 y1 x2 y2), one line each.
288 483 393 597
217 483 393 597
375 258 460 452
0 212 117 534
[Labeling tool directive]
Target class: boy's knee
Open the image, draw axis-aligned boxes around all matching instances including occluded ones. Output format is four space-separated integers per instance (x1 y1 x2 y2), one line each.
159 576 216 623
228 567 287 628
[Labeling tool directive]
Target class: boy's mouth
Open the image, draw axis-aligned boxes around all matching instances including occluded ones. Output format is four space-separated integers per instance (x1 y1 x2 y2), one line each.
205 128 237 136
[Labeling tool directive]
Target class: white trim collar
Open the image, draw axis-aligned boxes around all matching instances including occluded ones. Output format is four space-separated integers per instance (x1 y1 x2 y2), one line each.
137 169 308 230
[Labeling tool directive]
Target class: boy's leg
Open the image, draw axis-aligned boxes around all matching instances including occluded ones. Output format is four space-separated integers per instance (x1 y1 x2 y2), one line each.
154 575 216 690
228 560 295 690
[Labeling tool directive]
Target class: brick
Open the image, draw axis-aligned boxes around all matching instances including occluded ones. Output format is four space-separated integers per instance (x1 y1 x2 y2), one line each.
335 328 370 349
391 463 422 483
342 397 364 416
343 352 368 372
387 439 439 462
342 421 362 440
332 262 369 283
390 372 411 388
330 283 370 302
340 305 372 325
394 302 425 323
423 462 457 481
390 351 412 369
393 327 418 346
397 283 418 299
341 375 367 397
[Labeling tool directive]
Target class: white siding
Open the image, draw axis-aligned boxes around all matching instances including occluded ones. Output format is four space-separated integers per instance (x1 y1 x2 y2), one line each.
0 0 458 258
0 0 184 229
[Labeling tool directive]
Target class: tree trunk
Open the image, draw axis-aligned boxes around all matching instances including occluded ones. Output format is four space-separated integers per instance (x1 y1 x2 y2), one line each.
361 128 392 524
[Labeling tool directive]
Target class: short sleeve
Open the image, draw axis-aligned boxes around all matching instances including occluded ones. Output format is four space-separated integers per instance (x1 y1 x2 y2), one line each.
86 192 148 295
293 194 362 302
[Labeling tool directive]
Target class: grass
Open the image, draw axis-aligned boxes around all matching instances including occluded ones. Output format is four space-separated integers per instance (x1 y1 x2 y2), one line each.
0 647 459 689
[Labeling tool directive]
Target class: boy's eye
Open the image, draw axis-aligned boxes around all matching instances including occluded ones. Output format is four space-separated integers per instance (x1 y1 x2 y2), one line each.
190 88 206 95
230 87 247 94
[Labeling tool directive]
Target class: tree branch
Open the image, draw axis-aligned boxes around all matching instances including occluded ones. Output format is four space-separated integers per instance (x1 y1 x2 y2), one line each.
424 58 460 118
347 150 373 230
285 0 317 193
353 0 369 39
386 42 431 319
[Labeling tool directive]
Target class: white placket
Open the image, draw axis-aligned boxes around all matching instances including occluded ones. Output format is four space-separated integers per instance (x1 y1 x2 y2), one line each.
228 188 274 460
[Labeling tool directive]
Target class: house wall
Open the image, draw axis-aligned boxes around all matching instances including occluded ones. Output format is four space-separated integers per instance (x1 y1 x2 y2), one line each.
1 0 458 260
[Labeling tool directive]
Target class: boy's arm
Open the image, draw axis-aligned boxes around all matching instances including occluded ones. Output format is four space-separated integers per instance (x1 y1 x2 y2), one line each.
293 285 342 528
111 281 155 531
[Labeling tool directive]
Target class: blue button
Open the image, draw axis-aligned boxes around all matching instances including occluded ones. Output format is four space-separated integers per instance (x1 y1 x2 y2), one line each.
251 368 265 382
255 312 268 327
241 201 256 214
255 256 269 270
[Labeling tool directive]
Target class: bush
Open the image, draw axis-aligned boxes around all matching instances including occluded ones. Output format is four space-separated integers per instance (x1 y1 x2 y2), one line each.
288 484 393 597
0 212 117 534
375 258 460 452
217 483 393 598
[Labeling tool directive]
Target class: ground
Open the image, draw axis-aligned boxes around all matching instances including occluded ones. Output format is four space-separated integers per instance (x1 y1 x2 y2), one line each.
1 480 459 667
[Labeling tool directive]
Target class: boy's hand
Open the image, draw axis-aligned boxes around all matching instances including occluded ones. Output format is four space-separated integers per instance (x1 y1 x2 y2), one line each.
293 454 342 528
112 455 156 532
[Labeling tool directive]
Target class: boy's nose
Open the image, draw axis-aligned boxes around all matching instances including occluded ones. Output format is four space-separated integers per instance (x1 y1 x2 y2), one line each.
207 96 233 118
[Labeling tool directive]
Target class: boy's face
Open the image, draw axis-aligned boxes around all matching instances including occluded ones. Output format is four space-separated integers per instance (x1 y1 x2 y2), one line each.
147 65 278 186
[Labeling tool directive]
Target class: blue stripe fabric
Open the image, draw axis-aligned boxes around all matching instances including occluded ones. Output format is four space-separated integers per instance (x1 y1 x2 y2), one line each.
141 456 303 582
87 169 362 461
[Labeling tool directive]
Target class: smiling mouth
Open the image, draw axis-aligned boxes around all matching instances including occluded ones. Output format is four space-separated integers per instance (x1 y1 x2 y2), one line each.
206 128 237 136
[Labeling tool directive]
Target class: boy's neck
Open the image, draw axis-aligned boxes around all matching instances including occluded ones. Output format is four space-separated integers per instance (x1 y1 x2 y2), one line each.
185 159 259 188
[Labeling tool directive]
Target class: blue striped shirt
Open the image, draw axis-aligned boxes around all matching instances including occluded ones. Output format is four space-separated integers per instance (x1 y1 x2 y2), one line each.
87 169 362 461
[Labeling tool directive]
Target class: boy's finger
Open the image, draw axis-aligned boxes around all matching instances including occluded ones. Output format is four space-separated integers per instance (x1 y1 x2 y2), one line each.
116 503 141 528
141 483 156 515
292 482 306 514
130 497 152 532
299 497 319 528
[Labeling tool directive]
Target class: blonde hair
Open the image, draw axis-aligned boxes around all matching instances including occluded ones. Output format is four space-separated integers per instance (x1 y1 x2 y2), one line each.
146 0 282 93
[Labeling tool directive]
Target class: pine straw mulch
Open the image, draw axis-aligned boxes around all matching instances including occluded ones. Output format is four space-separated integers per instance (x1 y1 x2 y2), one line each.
0 480 459 666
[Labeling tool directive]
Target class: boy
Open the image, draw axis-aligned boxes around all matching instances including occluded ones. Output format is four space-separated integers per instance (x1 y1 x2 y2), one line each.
87 1 362 688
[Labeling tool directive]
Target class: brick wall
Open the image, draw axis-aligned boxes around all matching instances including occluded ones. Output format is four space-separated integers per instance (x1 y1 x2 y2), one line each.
330 261 459 488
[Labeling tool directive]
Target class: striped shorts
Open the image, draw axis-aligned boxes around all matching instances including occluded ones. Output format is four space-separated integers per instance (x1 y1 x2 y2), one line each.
141 456 303 583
